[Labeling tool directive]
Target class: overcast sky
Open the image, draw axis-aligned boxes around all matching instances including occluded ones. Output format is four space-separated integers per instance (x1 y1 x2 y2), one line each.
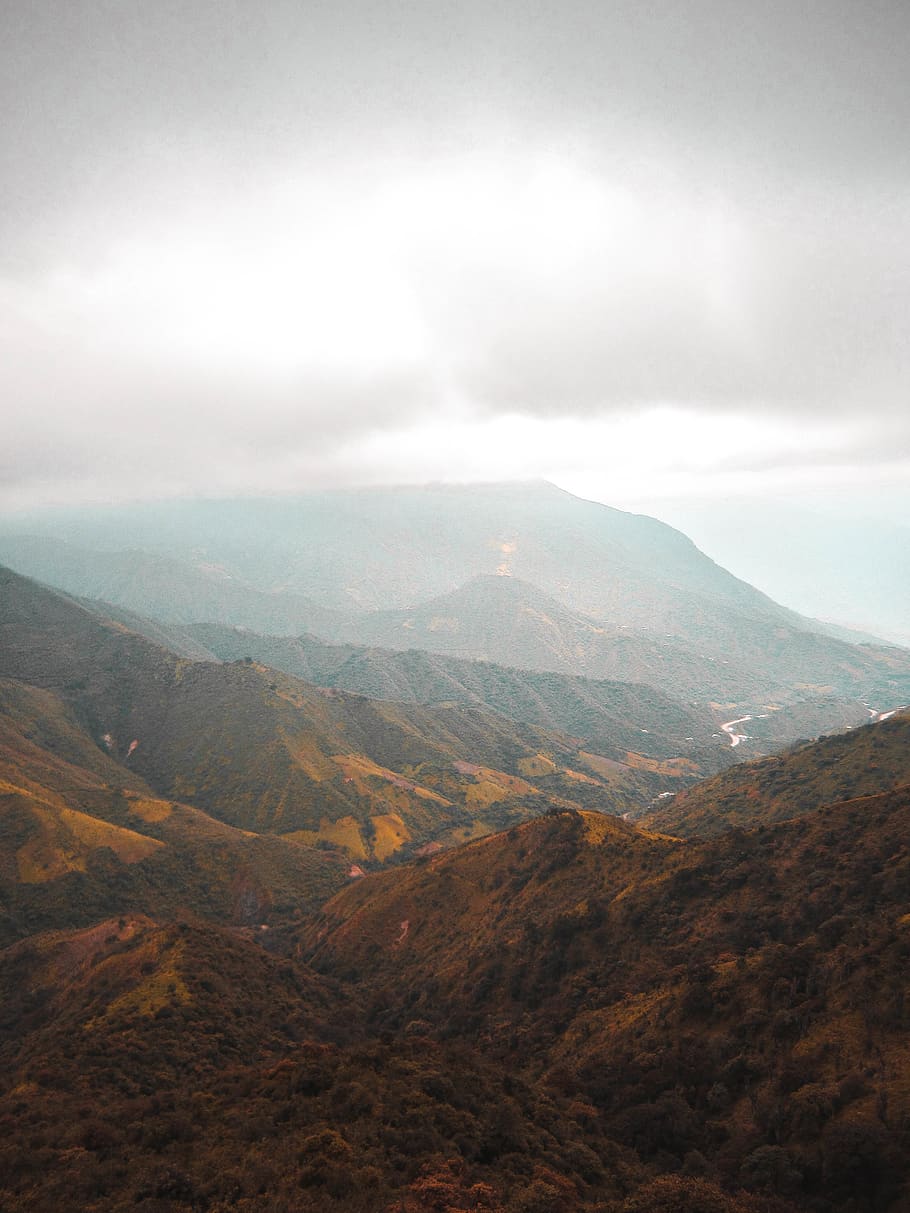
2 0 909 531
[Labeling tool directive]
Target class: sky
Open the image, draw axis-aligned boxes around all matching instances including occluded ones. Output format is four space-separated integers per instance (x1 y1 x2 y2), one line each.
1 1 908 633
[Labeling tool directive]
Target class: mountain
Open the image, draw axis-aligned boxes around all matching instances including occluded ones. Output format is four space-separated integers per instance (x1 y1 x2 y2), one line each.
0 565 697 865
0 481 796 622
0 533 353 636
3 482 906 727
644 708 910 837
299 790 910 1210
0 913 658 1213
10 780 910 1209
5 488 910 1211
0 915 368 1210
0 674 349 946
183 619 730 767
326 573 910 710
4 563 910 1208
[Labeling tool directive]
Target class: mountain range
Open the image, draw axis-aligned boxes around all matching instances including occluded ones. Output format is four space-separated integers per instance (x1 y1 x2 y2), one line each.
1 565 719 894
2 699 910 1209
2 482 907 747
2 482 910 1212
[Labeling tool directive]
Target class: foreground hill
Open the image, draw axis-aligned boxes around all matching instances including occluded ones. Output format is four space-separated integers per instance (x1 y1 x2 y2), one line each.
645 709 910 837
7 780 885 1208
301 794 910 1210
14 798 906 1211
3 634 910 1207
0 566 691 864
0 914 680 1213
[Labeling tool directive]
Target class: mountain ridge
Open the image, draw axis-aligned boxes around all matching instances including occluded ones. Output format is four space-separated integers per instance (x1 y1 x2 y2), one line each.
644 707 910 837
3 563 910 1208
3 483 907 722
0 565 701 866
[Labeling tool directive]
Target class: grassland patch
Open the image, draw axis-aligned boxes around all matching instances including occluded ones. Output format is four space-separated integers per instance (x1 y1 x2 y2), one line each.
370 813 412 861
16 802 162 883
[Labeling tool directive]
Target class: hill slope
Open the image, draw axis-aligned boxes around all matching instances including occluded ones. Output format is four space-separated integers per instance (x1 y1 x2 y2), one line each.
644 708 910 837
0 534 353 636
0 676 348 944
184 619 730 766
4 590 910 1208
16 790 910 1210
327 573 910 708
301 792 910 1210
0 566 691 861
0 913 662 1213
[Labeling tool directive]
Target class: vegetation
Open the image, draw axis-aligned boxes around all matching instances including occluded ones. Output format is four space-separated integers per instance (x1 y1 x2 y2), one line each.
0 566 714 856
184 620 731 767
646 710 910 837
2 560 910 1209
4 776 910 1210
4 480 909 714
298 793 910 1210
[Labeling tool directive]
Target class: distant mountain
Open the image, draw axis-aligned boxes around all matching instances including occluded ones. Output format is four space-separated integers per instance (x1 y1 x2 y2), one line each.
0 534 352 636
2 483 906 723
644 707 910 837
67 585 887 763
327 572 910 708
2 481 791 620
0 482 826 634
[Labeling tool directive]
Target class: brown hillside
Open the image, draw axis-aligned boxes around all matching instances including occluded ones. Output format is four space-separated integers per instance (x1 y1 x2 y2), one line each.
0 566 692 858
0 908 785 1213
5 762 910 1207
300 793 910 1210
0 677 348 943
644 709 910 837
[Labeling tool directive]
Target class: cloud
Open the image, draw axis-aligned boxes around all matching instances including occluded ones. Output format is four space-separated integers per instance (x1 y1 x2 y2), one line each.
1 2 909 508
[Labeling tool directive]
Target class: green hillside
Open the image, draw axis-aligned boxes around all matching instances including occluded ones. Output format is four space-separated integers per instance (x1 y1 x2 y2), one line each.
185 619 730 766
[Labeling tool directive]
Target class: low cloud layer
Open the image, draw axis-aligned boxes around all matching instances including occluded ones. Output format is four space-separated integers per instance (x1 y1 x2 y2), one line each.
2 2 909 510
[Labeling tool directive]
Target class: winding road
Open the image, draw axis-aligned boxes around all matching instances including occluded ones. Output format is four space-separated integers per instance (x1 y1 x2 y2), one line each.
720 715 753 747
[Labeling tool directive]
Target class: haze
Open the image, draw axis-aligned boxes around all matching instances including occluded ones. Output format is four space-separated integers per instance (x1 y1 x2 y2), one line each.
2 1 907 638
